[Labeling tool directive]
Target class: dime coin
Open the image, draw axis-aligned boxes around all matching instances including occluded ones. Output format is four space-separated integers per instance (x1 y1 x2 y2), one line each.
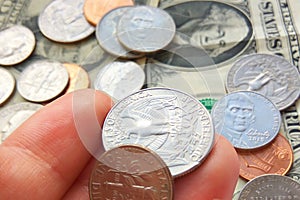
63 63 90 94
238 174 300 199
38 0 95 43
0 25 35 65
94 61 145 101
0 102 43 144
211 91 281 149
0 68 15 105
117 6 176 53
83 0 134 26
102 87 215 177
89 145 173 200
226 53 300 110
17 59 69 102
96 6 143 59
237 133 293 181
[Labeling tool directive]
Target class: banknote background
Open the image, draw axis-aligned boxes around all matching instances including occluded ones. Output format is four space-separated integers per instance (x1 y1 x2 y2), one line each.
0 0 299 199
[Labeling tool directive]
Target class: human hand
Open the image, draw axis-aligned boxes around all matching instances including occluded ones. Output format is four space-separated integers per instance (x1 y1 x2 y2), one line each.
0 89 239 200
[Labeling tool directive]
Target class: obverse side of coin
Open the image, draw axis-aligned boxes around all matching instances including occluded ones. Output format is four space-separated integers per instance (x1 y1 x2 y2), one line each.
96 6 143 59
117 6 176 53
63 63 90 93
226 53 300 110
38 0 95 43
17 59 69 102
0 102 43 144
102 87 215 177
84 0 134 26
211 91 281 149
0 68 15 105
0 25 35 65
238 174 300 199
94 61 145 101
89 145 173 200
237 134 293 180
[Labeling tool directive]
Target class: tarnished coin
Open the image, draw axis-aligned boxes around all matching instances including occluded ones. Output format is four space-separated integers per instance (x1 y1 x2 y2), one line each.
17 59 69 102
0 68 15 105
96 6 143 59
102 87 214 177
94 61 145 101
211 91 281 149
38 0 95 43
238 174 300 199
237 134 293 181
117 6 176 53
0 25 35 65
89 145 173 200
226 54 300 110
83 0 134 26
0 102 43 144
63 63 90 94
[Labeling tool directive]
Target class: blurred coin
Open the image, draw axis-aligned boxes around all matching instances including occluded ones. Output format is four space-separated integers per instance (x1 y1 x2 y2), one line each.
0 102 43 144
237 133 293 181
38 0 95 43
0 67 15 105
63 63 90 93
238 174 300 199
96 6 143 59
17 59 69 102
226 53 300 110
83 0 134 26
117 6 176 53
89 145 173 200
94 61 145 101
0 25 35 65
211 91 281 149
102 87 214 177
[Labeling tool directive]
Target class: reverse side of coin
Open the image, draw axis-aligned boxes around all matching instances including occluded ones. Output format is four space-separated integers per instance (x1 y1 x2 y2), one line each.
0 102 43 144
238 174 300 199
211 91 281 149
0 25 35 65
237 133 293 180
96 6 143 59
102 87 215 177
83 0 134 26
17 59 69 102
94 61 145 101
63 63 90 93
117 6 176 53
38 0 95 43
0 68 15 105
89 145 173 200
226 53 300 110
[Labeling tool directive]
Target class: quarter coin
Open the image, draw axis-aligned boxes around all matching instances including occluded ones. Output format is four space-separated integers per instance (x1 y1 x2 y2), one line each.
102 87 215 177
0 67 15 105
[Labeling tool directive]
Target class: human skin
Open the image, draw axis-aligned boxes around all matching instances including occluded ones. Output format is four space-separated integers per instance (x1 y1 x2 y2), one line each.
0 89 239 200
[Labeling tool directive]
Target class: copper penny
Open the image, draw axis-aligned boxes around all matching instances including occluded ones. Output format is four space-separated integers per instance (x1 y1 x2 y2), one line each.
89 145 173 200
237 133 293 181
83 0 134 26
63 63 90 94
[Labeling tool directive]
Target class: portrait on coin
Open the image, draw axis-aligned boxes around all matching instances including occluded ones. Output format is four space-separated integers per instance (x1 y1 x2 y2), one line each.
154 1 253 68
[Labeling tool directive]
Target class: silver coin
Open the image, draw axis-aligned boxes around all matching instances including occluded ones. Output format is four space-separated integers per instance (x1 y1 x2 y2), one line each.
0 68 15 105
17 59 69 102
226 54 300 110
102 87 215 177
38 0 95 43
0 25 35 65
94 61 145 101
116 6 176 53
0 102 43 144
238 174 300 200
211 91 281 149
96 6 143 59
